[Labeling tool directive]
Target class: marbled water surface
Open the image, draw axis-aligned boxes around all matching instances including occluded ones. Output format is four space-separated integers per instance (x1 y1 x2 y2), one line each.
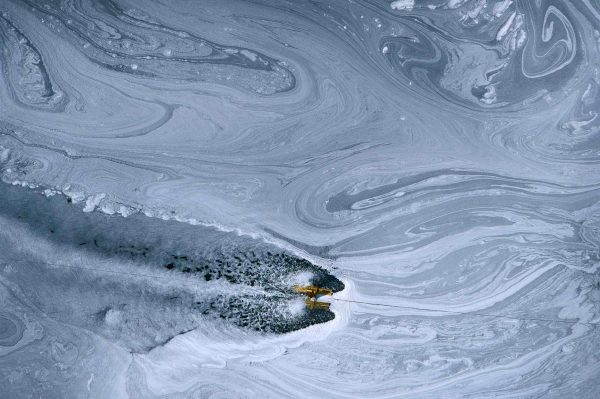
0 0 599 398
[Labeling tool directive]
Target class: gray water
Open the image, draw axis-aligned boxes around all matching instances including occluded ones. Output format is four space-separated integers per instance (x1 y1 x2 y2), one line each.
0 0 599 398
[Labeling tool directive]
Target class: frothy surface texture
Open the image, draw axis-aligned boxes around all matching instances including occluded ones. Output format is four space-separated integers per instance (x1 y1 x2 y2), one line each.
0 0 599 397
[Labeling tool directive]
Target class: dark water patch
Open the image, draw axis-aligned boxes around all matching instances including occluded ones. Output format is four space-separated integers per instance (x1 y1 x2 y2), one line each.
0 313 25 347
0 182 343 352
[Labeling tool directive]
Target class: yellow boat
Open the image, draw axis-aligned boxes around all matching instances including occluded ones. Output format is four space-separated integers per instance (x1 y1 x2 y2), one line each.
293 284 333 298
304 297 331 311
293 285 332 310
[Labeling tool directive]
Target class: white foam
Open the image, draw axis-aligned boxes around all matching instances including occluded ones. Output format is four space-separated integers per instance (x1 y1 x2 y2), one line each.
390 0 415 11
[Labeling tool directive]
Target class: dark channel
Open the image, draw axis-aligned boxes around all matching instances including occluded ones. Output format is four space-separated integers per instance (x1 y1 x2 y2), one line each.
0 181 343 353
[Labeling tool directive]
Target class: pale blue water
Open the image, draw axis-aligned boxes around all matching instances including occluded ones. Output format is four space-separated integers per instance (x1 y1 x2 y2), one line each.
0 1 599 397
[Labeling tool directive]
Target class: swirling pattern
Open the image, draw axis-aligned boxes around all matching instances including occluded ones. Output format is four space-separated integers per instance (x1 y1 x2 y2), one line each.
0 14 65 110
0 0 599 398
0 313 25 347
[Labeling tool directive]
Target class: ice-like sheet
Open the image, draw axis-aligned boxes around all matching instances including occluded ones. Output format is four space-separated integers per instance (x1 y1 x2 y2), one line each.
0 0 599 397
